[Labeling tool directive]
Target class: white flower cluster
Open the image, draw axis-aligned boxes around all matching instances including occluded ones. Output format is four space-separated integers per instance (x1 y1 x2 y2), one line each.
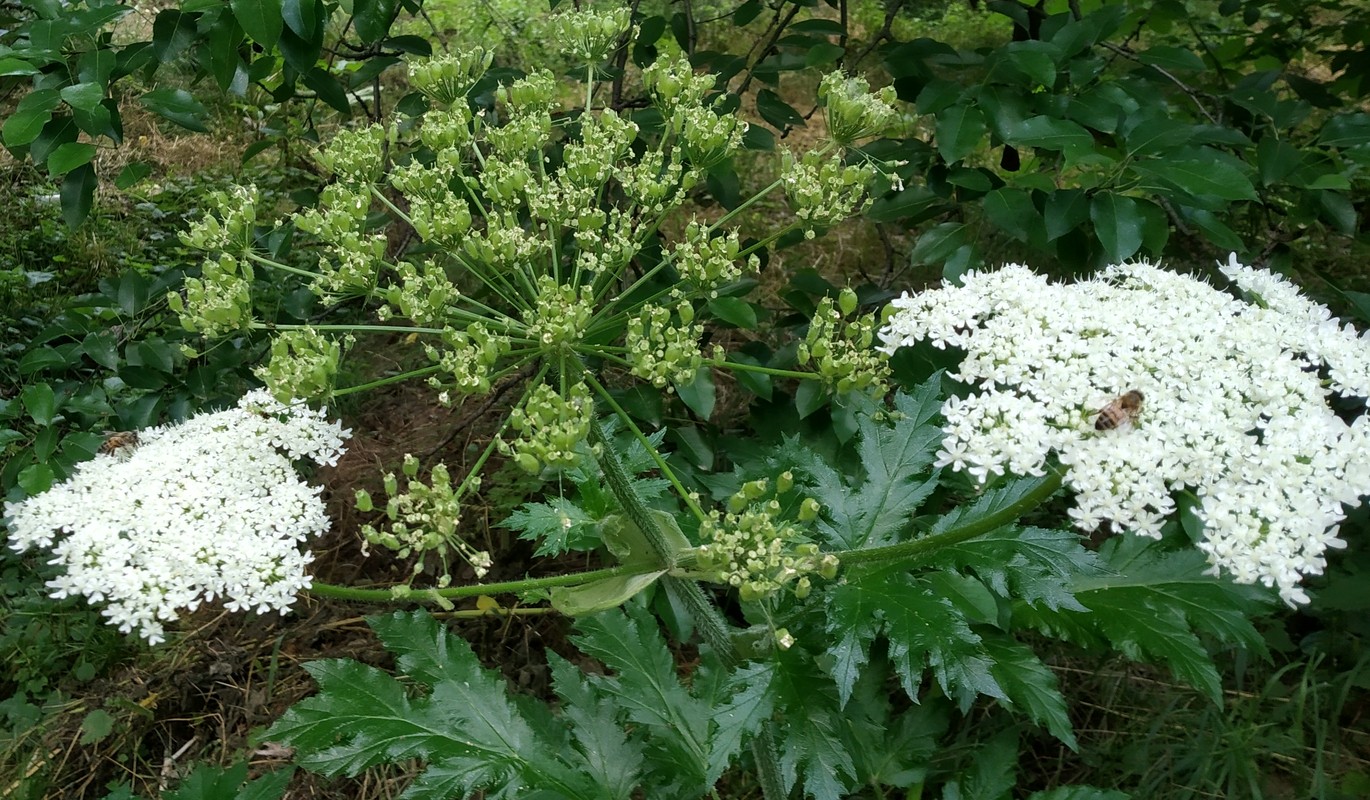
3 391 351 643
879 255 1370 605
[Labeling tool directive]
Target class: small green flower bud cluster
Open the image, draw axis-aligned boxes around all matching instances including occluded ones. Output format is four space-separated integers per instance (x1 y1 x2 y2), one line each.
695 474 839 602
562 111 639 189
408 193 474 243
672 223 756 291
551 7 633 64
172 253 254 336
526 276 594 350
798 292 890 395
818 72 900 145
482 157 537 208
500 70 558 116
462 212 550 270
425 323 508 396
506 382 594 474
677 104 747 170
418 104 474 157
179 184 261 253
625 303 706 388
408 48 493 107
309 236 386 298
486 114 554 160
313 125 387 183
357 453 492 580
619 149 692 214
390 161 458 202
254 327 342 402
782 150 875 235
379 260 459 326
294 184 370 243
572 210 641 275
643 55 716 111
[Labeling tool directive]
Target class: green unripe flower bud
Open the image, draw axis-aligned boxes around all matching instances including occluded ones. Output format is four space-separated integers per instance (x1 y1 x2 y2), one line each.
355 489 374 512
799 497 821 522
819 554 840 580
839 287 859 316
516 453 542 474
383 472 399 496
794 577 812 599
402 453 420 478
743 478 768 500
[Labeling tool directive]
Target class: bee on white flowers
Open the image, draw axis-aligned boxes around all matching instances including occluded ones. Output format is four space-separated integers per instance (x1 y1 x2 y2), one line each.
98 431 140 458
1094 390 1143 431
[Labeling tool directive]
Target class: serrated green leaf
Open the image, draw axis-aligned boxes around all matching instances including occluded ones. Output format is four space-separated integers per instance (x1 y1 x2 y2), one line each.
935 103 987 164
705 661 774 784
981 633 1076 748
829 574 1004 710
572 607 712 789
546 652 643 800
768 647 857 799
504 496 600 556
930 526 1097 612
800 379 943 550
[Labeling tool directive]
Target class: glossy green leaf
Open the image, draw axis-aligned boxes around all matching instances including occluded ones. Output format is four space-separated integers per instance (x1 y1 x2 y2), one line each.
982 188 1039 244
707 297 758 329
46 142 96 176
1043 189 1089 241
756 89 804 130
61 163 97 228
352 0 398 45
675 369 715 419
115 161 152 189
303 67 351 114
909 222 970 266
1089 192 1144 262
152 9 199 62
60 82 104 112
1136 157 1257 201
1008 115 1092 156
21 383 58 426
138 88 208 132
0 57 39 77
1137 45 1205 72
3 88 60 147
281 0 318 38
934 103 987 164
231 0 283 47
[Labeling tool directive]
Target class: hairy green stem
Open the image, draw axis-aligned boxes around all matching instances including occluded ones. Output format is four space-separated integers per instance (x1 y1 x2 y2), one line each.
836 471 1064 570
332 364 444 397
307 563 645 603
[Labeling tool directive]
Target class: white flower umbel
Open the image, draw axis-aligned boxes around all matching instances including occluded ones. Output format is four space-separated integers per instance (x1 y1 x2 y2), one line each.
879 255 1370 605
3 391 350 643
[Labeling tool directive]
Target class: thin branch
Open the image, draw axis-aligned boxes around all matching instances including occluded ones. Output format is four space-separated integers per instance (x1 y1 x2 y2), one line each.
1098 41 1219 124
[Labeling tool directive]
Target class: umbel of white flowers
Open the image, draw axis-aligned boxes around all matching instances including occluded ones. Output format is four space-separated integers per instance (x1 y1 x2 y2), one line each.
3 391 350 643
879 254 1370 605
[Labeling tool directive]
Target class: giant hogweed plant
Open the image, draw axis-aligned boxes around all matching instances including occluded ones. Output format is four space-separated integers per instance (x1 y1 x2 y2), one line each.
6 11 1370 799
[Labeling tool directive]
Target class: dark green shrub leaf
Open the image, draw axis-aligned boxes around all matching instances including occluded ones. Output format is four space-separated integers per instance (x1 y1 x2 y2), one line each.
138 88 208 132
1137 45 1206 72
1007 115 1092 157
46 142 96 176
59 82 104 113
3 88 60 147
303 67 351 114
20 384 57 426
1089 192 1143 262
281 0 318 38
706 297 757 329
756 89 804 131
1134 157 1257 202
231 0 283 47
866 186 942 223
934 103 987 164
352 0 398 45
983 188 1040 244
0 57 40 77
675 369 715 419
909 223 970 266
115 161 152 189
60 162 97 228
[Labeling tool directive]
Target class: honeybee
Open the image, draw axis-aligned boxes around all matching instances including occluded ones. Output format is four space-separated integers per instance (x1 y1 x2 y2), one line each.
98 431 140 458
1094 390 1144 431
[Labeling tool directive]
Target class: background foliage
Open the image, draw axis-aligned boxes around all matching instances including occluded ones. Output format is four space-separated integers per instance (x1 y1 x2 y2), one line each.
1 0 1368 798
